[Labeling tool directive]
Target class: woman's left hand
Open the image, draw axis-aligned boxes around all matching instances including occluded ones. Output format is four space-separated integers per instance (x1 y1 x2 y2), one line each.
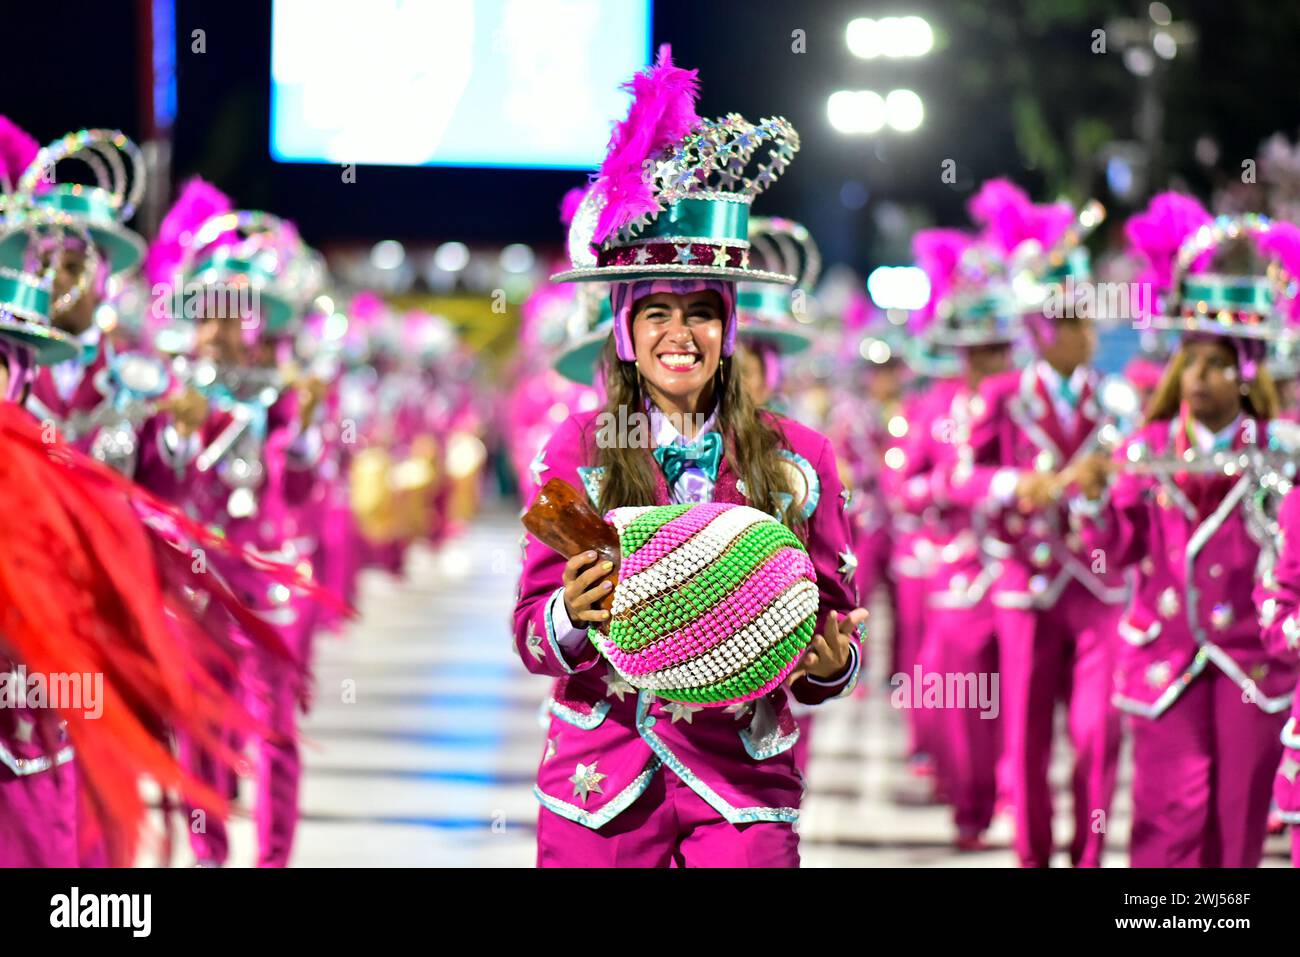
789 608 867 684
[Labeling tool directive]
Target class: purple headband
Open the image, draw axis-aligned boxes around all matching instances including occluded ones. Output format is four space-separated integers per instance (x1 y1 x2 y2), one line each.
1184 331 1265 383
610 279 737 362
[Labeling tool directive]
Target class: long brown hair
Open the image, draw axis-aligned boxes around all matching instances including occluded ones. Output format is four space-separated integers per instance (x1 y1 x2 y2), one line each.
593 335 798 528
1144 340 1279 422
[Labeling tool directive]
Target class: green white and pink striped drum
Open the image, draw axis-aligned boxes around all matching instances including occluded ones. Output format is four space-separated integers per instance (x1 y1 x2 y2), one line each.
597 501 819 706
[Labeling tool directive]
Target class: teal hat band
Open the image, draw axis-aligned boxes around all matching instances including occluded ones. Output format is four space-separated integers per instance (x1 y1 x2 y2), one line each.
1180 274 1274 314
638 196 750 244
0 272 51 321
191 252 279 287
31 185 122 227
1040 247 1091 284
736 284 791 317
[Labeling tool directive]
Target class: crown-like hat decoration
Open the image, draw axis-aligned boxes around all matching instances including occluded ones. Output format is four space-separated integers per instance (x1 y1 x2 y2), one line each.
552 46 799 285
735 217 819 355
0 128 146 276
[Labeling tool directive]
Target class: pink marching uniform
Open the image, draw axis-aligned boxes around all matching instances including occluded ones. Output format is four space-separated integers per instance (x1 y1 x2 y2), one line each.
1079 202 1300 868
943 361 1128 866
131 184 329 867
891 223 1022 846
515 409 861 866
931 181 1129 867
1256 486 1300 867
900 380 1002 844
1076 414 1295 867
513 47 864 866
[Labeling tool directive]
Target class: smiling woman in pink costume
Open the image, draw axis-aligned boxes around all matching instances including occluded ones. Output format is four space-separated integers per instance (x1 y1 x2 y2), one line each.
513 47 865 868
1071 200 1300 867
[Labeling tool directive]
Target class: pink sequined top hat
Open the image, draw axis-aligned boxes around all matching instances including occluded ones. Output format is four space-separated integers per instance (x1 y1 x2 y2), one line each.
551 45 800 364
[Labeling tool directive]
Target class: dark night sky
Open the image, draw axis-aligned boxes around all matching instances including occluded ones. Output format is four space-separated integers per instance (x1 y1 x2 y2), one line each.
7 0 1300 271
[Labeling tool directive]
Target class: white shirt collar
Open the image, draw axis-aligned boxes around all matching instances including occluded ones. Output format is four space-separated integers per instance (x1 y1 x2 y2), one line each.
649 402 718 448
1190 413 1243 453
1036 359 1088 399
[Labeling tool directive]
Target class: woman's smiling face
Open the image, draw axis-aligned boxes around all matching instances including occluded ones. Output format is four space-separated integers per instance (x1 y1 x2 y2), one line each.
630 290 725 404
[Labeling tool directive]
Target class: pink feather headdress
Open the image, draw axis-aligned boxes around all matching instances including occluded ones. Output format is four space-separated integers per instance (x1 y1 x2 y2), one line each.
1123 191 1213 295
590 44 700 244
1257 220 1300 325
146 177 233 292
968 178 1075 258
0 115 38 192
911 228 976 330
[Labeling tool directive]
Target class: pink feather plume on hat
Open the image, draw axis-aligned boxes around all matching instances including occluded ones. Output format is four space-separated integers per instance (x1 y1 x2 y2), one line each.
0 116 38 190
591 44 701 245
1257 220 1300 325
1123 192 1213 295
559 185 588 227
968 177 1074 257
911 228 975 331
146 177 233 292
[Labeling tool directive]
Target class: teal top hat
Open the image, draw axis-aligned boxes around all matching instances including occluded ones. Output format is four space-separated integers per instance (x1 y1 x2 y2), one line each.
0 267 79 365
0 129 146 276
1154 213 1296 341
553 284 614 386
1009 199 1106 317
176 210 321 335
551 48 800 286
735 217 818 355
928 287 1021 348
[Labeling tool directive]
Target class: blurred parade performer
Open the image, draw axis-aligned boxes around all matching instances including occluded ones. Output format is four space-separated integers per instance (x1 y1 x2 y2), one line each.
512 188 606 500
895 226 1018 848
0 255 310 867
934 180 1127 866
831 292 941 777
514 48 863 867
0 123 162 470
1075 205 1300 867
135 186 330 866
733 216 821 776
1257 486 1300 868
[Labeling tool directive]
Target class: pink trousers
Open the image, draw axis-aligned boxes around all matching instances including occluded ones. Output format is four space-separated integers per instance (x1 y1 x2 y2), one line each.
996 585 1122 867
925 604 1001 836
183 616 311 868
537 769 799 867
1129 669 1286 868
895 574 937 759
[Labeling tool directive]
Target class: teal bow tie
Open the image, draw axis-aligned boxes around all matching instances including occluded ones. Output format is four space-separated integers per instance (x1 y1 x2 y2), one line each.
653 432 722 487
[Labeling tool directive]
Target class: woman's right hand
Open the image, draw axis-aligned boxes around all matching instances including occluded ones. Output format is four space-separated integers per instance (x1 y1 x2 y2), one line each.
562 550 615 625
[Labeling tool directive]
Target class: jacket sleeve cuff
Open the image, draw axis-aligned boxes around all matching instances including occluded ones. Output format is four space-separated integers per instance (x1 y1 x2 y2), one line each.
545 588 600 673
